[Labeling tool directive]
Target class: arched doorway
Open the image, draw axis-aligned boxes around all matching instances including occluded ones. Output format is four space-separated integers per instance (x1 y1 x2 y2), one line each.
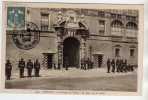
63 37 80 67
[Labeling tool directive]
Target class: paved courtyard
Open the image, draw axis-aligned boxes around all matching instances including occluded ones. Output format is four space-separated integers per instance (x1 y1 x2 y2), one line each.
5 68 137 92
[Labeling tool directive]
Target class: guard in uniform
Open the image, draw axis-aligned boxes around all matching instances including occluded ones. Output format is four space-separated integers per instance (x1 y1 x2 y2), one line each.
107 58 111 73
123 59 127 72
34 59 40 77
65 57 69 70
18 58 25 78
5 60 12 80
26 59 33 77
120 59 124 72
116 59 120 72
111 59 115 73
119 59 123 72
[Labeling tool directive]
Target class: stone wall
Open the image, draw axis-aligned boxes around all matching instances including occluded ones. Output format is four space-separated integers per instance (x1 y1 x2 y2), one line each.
6 8 138 70
6 32 57 70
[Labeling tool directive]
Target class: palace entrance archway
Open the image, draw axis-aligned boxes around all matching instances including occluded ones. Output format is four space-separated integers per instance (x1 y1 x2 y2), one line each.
63 37 80 67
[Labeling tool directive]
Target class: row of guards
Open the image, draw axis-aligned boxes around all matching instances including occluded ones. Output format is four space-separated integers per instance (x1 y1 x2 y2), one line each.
47 61 94 70
5 58 94 80
50 58 94 70
80 58 94 70
5 58 136 80
106 58 136 73
5 58 40 80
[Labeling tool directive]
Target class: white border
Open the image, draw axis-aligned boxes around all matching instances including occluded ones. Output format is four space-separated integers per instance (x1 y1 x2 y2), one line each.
0 1 144 96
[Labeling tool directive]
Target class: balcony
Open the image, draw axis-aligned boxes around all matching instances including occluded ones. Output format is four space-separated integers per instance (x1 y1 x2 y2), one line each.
111 27 124 37
126 29 137 38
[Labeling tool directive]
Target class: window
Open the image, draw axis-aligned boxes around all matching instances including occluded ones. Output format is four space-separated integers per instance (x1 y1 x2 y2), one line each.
111 14 121 19
111 20 124 36
98 11 105 17
126 22 137 30
117 14 122 19
111 20 123 28
126 22 137 37
111 13 116 18
99 30 105 35
99 20 105 35
130 49 135 57
126 16 136 21
41 13 49 31
99 20 105 26
115 48 120 57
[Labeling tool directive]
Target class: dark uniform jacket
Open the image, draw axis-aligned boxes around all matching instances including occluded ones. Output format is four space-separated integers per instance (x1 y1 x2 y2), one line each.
34 62 40 69
107 59 111 67
18 61 25 69
27 61 33 69
111 60 115 67
6 62 12 71
116 59 119 66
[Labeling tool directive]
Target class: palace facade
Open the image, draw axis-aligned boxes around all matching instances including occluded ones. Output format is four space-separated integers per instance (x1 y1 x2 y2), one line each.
6 7 138 69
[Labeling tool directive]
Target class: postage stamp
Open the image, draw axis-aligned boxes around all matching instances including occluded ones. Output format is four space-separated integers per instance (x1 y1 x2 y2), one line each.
1 1 144 95
7 7 25 29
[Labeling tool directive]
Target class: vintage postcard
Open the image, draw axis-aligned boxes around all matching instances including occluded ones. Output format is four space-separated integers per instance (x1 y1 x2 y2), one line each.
1 1 144 95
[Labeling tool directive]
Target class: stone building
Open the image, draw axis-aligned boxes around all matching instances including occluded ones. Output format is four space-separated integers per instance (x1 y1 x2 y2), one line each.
6 7 138 69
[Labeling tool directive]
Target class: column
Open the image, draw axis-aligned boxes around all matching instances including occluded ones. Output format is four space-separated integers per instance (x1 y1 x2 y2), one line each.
122 15 127 40
48 14 51 30
81 38 85 60
57 42 63 69
57 33 63 69
80 38 87 68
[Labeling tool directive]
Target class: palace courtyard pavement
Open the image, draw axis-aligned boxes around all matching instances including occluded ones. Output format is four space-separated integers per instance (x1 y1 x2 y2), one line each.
5 67 137 92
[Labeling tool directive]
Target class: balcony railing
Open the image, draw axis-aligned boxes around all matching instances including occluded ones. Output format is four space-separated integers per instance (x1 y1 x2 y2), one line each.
111 27 124 36
126 29 137 38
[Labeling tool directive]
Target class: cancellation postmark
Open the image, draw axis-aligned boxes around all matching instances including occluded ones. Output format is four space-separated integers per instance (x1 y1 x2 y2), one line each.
12 22 40 50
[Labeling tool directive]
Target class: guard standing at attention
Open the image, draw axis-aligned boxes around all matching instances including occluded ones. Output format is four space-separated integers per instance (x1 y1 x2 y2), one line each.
107 58 111 73
111 59 115 73
5 59 12 80
26 59 33 77
34 59 40 77
18 58 25 78
116 59 120 72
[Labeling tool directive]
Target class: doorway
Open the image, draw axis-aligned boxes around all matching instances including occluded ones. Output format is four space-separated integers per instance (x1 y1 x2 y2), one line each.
47 54 53 69
63 37 80 67
97 55 103 68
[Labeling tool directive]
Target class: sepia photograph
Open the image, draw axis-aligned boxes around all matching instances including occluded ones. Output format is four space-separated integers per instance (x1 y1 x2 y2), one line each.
1 2 144 95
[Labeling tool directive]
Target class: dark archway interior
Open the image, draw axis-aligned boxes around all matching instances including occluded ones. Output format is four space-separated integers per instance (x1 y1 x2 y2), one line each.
63 37 80 67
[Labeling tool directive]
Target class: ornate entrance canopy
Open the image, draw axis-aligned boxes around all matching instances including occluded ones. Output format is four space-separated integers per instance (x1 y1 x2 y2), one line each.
53 11 89 68
54 21 89 39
